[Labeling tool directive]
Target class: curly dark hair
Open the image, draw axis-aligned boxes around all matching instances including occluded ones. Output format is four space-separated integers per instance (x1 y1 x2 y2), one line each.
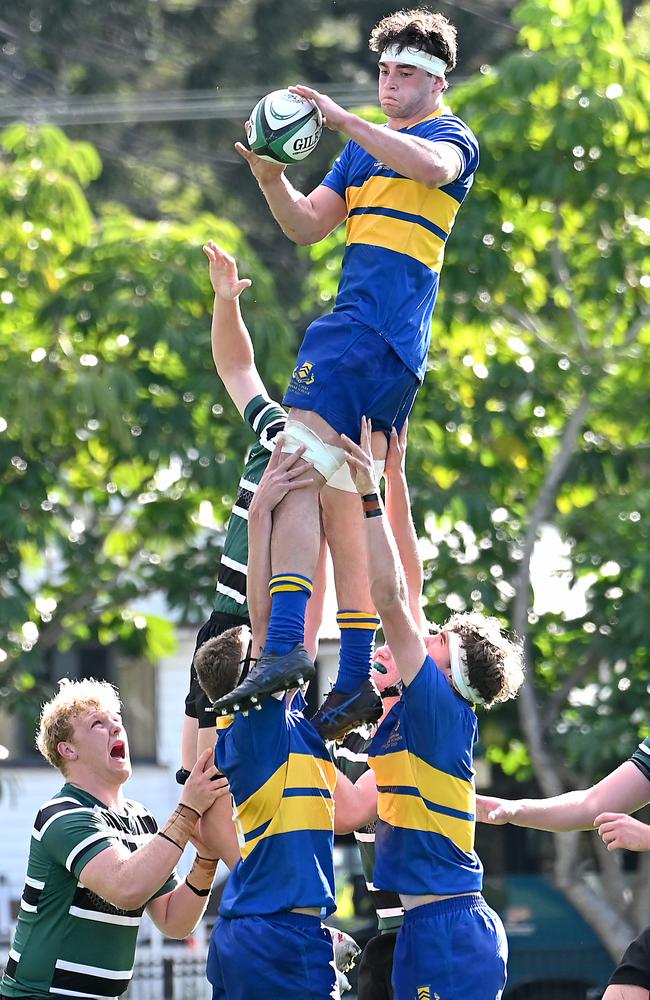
369 8 458 74
444 612 524 709
193 627 245 703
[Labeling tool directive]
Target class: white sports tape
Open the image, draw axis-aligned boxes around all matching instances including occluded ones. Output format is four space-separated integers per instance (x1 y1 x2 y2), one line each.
327 458 385 493
281 420 346 481
379 44 447 77
448 631 485 706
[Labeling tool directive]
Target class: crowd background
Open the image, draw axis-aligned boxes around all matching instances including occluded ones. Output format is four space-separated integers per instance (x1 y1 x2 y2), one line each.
0 0 648 968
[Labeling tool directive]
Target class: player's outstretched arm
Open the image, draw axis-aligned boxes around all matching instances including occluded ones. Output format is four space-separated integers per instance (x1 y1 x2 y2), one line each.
202 240 265 418
235 131 346 245
290 84 462 189
342 417 427 687
477 761 650 832
384 422 426 631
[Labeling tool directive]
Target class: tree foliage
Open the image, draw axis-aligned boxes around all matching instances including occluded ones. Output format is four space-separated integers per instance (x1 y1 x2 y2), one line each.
0 122 294 704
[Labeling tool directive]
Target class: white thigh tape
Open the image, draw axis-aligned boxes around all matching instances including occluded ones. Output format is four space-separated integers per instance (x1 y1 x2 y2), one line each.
327 458 386 493
281 420 346 481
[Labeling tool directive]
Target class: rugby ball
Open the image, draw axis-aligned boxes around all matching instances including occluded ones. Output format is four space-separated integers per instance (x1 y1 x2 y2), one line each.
247 89 323 164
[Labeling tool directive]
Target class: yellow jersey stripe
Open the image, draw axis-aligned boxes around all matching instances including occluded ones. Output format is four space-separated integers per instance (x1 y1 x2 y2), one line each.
240 795 335 860
346 214 446 273
371 749 474 816
347 177 460 237
378 789 475 854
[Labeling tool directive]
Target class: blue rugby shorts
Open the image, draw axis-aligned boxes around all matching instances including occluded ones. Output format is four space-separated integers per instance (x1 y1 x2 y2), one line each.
283 312 420 442
392 894 508 1000
206 911 337 1000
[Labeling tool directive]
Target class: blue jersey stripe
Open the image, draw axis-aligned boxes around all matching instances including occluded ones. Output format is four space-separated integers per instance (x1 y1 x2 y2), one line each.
376 785 474 823
283 787 332 799
348 205 449 243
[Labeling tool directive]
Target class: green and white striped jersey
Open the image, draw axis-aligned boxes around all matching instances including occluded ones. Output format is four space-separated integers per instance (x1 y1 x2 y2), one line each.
2 784 177 999
215 395 286 618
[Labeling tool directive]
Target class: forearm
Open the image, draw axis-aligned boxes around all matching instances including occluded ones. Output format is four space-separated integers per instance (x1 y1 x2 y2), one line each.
257 174 325 245
211 293 254 378
337 112 448 188
149 882 210 939
363 498 408 615
198 795 241 870
506 790 602 832
385 472 424 628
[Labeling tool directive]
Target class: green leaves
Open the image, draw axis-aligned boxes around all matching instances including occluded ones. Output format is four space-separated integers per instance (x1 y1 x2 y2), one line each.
0 125 294 708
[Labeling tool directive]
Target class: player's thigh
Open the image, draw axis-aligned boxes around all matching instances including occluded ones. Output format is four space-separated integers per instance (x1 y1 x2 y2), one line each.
321 484 372 607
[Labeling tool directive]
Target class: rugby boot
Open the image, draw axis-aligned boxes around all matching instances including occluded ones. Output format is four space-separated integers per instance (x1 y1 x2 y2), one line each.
212 643 315 716
310 678 383 741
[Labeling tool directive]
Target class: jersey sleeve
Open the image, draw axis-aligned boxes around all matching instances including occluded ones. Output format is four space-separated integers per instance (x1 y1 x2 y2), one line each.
320 141 353 199
243 395 286 452
420 116 480 180
629 736 650 781
40 806 120 880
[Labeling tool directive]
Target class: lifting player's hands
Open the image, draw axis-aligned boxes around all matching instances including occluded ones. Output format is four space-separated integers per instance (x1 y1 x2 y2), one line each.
594 812 650 852
341 416 379 497
249 438 316 517
235 121 287 184
288 84 348 132
384 421 408 482
180 747 230 817
202 240 252 300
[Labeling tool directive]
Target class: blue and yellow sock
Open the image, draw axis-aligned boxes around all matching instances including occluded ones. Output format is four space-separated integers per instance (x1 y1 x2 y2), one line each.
264 574 313 656
335 610 381 693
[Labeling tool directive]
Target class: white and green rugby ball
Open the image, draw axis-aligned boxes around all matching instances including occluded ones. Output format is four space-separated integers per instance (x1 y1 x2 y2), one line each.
247 89 323 164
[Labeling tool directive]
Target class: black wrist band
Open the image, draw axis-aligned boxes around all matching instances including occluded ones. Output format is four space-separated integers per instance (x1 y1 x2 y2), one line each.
185 878 211 898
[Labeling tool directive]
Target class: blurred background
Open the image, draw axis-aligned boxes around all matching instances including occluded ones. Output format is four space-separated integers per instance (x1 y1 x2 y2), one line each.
0 0 648 996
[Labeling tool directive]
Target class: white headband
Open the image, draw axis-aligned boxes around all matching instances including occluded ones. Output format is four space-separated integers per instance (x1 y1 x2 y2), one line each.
379 44 447 77
448 632 485 706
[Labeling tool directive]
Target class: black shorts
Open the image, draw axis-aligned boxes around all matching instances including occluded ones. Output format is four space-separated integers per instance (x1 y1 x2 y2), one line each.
608 923 650 989
184 609 249 728
357 930 398 1000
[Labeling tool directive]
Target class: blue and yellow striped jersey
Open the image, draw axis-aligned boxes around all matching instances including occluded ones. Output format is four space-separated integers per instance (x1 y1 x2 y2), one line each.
321 108 479 380
368 655 483 896
216 694 337 917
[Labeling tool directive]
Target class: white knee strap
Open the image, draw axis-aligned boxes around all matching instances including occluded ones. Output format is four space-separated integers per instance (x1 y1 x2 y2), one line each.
327 458 386 493
281 420 346 481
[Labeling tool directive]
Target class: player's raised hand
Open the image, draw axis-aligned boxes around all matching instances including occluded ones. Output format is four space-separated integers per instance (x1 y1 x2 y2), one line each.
594 812 650 852
202 241 252 300
289 85 348 132
341 417 378 496
384 422 408 481
249 438 316 515
235 123 287 184
181 747 229 816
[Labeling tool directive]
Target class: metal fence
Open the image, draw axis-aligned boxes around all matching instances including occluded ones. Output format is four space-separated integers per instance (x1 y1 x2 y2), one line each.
126 950 211 1000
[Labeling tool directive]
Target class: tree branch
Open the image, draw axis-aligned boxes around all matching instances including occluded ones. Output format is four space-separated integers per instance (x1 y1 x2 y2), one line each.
512 394 592 798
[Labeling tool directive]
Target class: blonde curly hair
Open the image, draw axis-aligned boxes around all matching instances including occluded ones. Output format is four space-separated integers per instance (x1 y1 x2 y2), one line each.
443 612 524 708
36 678 121 773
